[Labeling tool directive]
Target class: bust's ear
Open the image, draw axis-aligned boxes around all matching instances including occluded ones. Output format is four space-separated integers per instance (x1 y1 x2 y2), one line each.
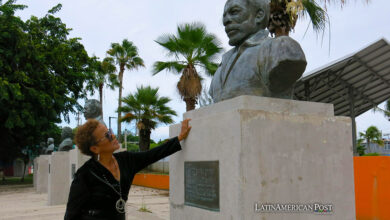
255 9 265 25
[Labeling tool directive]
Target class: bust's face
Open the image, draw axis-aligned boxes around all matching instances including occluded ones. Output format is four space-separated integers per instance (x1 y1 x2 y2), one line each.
84 100 101 119
47 138 54 145
223 0 260 46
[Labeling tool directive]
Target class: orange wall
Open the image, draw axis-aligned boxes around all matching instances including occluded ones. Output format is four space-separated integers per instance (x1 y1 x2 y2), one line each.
354 156 390 220
132 173 169 190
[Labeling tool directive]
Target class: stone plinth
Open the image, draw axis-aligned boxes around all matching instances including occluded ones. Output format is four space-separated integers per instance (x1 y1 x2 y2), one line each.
33 157 37 189
169 95 355 220
69 149 90 186
34 155 50 193
48 151 70 205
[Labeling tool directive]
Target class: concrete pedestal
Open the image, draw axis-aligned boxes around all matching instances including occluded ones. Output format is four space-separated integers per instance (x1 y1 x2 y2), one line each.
12 159 27 177
48 151 70 205
34 155 50 193
169 95 356 220
69 149 90 186
33 157 37 189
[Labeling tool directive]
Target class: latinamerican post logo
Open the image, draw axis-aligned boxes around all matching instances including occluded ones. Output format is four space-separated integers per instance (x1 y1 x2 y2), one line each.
255 203 333 214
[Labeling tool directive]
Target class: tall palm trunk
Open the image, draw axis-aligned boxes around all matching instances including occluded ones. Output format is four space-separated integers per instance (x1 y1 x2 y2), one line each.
275 28 289 37
139 128 151 152
177 65 202 112
367 138 371 153
117 65 125 142
99 83 104 118
184 98 196 112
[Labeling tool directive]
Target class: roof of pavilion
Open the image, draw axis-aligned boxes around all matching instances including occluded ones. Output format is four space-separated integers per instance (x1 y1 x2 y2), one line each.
293 38 390 117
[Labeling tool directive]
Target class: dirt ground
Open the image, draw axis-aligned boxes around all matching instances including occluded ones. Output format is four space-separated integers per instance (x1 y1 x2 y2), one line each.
0 184 169 220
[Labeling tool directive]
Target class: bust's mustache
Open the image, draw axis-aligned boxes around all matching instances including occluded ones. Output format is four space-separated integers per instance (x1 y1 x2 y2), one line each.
225 24 241 34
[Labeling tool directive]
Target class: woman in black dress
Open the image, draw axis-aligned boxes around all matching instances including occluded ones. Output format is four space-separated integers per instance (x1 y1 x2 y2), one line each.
64 118 191 220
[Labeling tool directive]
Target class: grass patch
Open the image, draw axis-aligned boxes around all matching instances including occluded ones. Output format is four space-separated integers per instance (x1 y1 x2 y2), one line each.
0 174 33 185
138 196 152 213
138 171 169 175
363 153 381 156
138 204 152 213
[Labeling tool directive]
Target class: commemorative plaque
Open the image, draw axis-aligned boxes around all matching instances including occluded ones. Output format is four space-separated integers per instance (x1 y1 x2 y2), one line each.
184 161 219 211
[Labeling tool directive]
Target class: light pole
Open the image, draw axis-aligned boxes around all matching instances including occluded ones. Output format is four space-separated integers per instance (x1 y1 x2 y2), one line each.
109 116 117 131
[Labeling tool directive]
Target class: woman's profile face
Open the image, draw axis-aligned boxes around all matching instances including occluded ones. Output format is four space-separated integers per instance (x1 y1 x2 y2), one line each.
92 123 120 154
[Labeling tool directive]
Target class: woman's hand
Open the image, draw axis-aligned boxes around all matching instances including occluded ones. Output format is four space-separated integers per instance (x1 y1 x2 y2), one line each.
178 118 192 141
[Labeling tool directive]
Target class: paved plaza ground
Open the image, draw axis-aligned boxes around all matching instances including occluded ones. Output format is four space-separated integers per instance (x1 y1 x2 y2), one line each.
0 184 170 220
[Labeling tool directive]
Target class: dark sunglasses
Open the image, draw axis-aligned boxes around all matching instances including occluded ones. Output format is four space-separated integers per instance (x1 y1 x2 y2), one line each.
97 128 114 143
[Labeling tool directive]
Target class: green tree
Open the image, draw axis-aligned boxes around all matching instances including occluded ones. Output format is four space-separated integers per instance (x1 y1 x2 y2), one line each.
356 138 366 156
359 126 384 154
118 86 177 151
0 1 94 172
153 22 223 111
85 57 119 118
107 39 145 141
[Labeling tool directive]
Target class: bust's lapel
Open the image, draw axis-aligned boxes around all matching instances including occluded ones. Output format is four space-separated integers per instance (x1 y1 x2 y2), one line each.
220 30 270 88
219 49 236 87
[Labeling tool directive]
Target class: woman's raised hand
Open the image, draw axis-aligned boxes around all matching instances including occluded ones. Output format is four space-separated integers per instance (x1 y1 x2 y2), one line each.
178 118 192 141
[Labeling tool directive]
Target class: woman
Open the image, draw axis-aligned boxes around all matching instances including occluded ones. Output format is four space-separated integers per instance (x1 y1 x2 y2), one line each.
64 118 191 220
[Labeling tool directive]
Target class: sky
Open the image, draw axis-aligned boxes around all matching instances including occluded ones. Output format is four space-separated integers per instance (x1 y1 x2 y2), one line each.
15 0 390 141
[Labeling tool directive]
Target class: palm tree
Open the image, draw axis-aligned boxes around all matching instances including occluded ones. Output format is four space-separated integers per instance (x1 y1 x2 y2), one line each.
153 22 223 112
268 0 370 37
118 86 177 151
373 100 390 120
268 0 328 37
359 126 384 154
86 57 118 118
107 39 145 140
319 0 370 9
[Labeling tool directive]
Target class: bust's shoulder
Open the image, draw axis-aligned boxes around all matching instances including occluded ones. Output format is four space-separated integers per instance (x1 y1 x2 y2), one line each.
268 36 303 51
257 36 305 60
221 48 235 61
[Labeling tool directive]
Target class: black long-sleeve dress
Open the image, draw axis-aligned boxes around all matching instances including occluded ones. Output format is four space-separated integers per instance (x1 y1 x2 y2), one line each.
64 136 181 220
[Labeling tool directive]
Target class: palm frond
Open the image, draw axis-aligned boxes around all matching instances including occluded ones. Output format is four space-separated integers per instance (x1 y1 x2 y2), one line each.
107 39 145 75
154 22 222 76
155 35 182 58
195 56 220 76
120 112 137 123
118 86 177 130
152 61 186 75
301 0 328 34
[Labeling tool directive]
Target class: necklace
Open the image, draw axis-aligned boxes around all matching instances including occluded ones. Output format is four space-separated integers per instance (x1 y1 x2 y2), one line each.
91 157 126 214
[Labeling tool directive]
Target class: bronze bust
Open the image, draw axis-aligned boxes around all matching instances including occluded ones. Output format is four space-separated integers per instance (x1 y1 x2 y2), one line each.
209 0 306 103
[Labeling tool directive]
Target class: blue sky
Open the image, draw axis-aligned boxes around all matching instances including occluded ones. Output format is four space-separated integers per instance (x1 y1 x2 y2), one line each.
16 0 390 141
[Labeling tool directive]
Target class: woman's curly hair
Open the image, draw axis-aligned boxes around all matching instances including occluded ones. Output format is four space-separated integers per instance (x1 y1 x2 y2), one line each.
74 119 100 157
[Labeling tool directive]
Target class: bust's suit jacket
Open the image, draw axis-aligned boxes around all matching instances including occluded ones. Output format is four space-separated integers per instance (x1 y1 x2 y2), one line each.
209 30 307 103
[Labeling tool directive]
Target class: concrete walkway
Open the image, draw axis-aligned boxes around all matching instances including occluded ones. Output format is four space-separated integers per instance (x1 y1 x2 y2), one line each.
0 184 169 220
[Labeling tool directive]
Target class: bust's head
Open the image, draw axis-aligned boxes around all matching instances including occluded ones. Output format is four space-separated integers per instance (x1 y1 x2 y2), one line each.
84 99 102 120
223 0 269 46
61 127 73 140
47 138 54 145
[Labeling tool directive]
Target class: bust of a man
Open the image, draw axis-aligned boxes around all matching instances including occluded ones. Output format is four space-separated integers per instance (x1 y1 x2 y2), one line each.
39 141 47 155
209 0 307 103
83 99 105 125
45 138 55 154
58 127 74 151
